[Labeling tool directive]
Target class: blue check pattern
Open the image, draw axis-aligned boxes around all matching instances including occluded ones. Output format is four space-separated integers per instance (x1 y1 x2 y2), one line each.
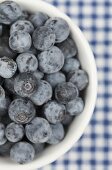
39 0 112 169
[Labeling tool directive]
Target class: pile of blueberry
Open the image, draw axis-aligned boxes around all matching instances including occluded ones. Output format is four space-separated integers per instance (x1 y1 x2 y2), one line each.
0 1 89 164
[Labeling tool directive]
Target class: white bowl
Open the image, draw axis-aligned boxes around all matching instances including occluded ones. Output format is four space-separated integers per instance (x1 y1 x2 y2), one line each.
0 0 97 169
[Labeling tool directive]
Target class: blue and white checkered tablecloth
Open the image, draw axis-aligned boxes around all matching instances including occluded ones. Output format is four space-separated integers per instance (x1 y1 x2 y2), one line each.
39 0 112 169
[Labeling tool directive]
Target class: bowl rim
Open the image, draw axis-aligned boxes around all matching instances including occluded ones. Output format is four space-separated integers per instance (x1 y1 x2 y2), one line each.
0 0 98 169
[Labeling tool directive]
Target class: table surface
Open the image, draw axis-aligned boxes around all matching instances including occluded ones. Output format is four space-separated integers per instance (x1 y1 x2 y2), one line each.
39 0 112 169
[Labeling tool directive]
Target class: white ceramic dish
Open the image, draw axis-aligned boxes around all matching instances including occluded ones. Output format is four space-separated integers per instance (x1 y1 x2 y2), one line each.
0 0 97 169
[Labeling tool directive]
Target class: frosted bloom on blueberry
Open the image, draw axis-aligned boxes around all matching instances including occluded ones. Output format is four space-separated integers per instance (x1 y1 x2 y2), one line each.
44 72 66 88
30 80 52 106
33 26 56 51
5 122 24 142
10 20 34 35
55 82 79 104
47 123 64 144
9 31 32 53
0 57 17 78
10 142 35 164
33 143 45 155
68 69 89 91
16 53 38 73
66 97 84 116
29 12 48 28
38 46 64 74
0 1 23 25
43 100 66 124
25 117 52 143
57 37 77 59
45 17 70 43
14 72 37 97
8 98 36 124
62 58 80 73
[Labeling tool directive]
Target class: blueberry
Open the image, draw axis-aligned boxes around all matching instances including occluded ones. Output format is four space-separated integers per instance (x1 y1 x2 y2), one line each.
44 72 66 88
9 31 32 53
38 46 64 74
0 141 12 156
47 123 64 144
0 57 17 79
30 80 52 106
45 17 70 43
10 142 35 164
14 72 37 97
29 12 49 28
33 26 56 51
0 25 2 36
43 101 66 124
10 20 34 35
5 122 24 142
0 123 7 145
55 82 79 104
0 96 11 117
66 97 84 116
0 36 17 59
0 1 23 25
25 117 52 143
16 53 38 73
33 143 45 155
8 98 36 124
62 58 80 73
68 69 89 91
57 37 77 59
33 70 44 80
4 75 16 95
62 114 73 126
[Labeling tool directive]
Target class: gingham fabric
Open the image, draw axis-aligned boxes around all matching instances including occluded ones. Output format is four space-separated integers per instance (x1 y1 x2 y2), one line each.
39 0 112 169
